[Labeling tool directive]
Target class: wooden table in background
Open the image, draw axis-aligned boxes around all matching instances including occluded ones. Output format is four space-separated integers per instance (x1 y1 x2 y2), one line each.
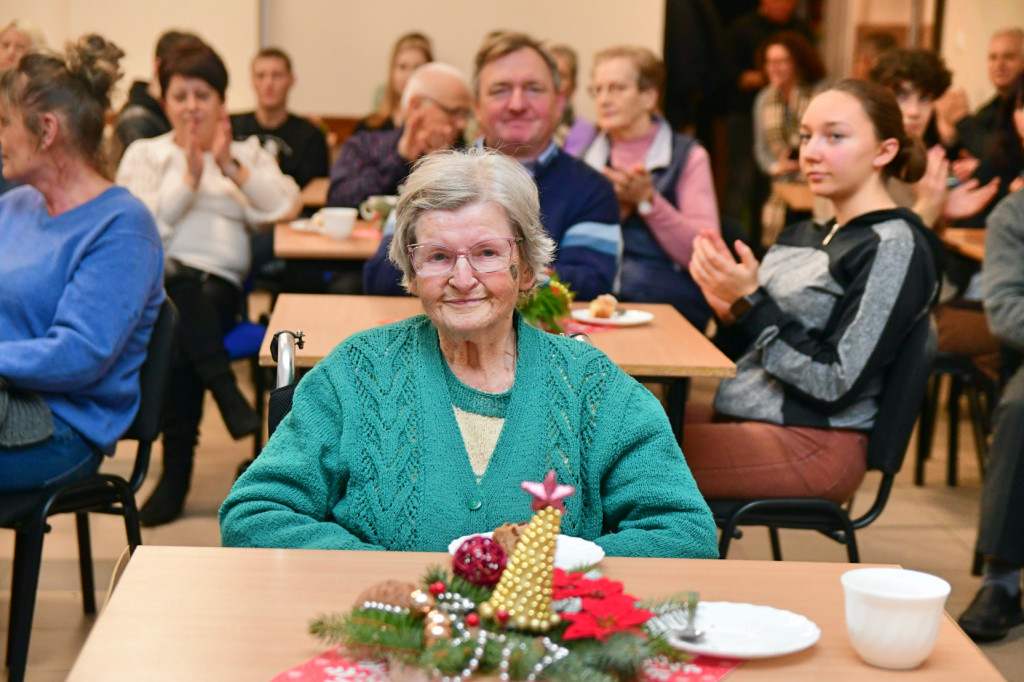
941 227 985 262
67 546 1002 682
259 295 734 377
260 295 734 439
273 221 382 261
300 176 329 209
773 181 816 212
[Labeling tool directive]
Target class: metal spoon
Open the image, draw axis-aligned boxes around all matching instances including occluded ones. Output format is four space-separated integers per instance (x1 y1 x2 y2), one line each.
677 591 705 642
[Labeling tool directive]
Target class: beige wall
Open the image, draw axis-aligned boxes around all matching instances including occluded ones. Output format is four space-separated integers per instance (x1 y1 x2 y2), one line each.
265 0 663 121
4 0 662 120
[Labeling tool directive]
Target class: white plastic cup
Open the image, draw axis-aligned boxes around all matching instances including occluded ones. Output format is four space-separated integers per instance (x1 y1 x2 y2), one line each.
841 568 951 670
314 207 357 240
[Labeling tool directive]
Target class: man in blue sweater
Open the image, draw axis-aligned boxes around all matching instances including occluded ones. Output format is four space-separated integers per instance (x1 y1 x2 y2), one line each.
364 32 621 301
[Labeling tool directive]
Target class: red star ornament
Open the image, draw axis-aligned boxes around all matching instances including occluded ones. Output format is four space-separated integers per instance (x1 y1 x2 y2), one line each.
521 470 575 512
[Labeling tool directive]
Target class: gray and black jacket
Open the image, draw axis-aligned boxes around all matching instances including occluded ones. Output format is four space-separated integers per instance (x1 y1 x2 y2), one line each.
714 208 940 430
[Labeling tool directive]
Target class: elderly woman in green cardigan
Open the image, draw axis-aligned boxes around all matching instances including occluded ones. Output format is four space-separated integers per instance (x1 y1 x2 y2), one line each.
219 148 717 558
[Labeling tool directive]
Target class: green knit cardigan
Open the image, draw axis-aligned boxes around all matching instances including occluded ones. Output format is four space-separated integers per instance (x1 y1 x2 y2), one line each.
219 314 718 559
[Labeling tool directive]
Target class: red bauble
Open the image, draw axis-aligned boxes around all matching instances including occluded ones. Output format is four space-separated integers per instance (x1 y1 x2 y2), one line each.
429 581 446 596
496 609 510 623
465 612 480 627
452 536 507 588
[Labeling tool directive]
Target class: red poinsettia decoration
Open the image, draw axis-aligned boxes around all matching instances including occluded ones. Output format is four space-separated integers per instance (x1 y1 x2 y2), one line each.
560 592 654 641
552 568 624 601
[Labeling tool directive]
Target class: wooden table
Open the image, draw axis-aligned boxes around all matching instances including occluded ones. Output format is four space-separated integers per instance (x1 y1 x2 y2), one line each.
773 182 815 212
300 176 329 208
259 295 733 440
941 227 985 262
259 295 734 378
273 221 382 260
67 546 1001 681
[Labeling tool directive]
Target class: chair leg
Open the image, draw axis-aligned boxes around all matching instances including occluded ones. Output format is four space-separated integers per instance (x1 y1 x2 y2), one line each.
250 355 266 459
113 477 144 550
915 376 941 486
947 377 963 487
966 386 989 479
768 526 783 561
6 524 46 682
717 522 736 559
972 549 985 576
75 512 97 614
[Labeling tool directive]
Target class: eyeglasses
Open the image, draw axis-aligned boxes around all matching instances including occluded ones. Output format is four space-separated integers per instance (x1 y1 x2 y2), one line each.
408 238 519 277
587 81 636 98
419 94 471 123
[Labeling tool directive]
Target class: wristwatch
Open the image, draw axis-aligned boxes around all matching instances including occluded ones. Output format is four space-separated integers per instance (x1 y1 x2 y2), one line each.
729 288 767 319
637 198 654 216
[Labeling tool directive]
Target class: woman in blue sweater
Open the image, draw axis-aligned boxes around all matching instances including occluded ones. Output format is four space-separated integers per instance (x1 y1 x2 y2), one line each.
0 35 164 491
220 148 717 559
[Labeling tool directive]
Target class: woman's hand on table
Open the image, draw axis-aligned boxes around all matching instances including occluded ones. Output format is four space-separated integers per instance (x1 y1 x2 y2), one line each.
689 229 759 324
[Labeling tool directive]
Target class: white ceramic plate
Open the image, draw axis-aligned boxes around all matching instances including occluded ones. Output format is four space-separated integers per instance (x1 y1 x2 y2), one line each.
288 218 321 233
570 309 654 327
666 601 820 659
448 532 604 570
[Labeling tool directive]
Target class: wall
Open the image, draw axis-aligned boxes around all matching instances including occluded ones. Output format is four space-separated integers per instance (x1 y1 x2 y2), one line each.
4 0 663 120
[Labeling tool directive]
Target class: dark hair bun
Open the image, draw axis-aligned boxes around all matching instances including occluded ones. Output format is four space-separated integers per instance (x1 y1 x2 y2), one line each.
893 137 927 183
65 33 124 109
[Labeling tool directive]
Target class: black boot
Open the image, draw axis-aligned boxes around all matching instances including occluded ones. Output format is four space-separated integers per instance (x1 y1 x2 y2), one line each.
139 441 194 527
196 361 261 440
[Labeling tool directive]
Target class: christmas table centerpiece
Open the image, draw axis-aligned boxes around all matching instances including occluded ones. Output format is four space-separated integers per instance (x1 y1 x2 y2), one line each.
308 472 704 682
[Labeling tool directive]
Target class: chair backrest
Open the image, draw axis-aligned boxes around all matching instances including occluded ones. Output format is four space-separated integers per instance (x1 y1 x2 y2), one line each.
866 313 937 474
122 298 177 491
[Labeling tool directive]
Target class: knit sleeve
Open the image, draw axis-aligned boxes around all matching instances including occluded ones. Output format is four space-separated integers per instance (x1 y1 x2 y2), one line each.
327 131 409 208
641 144 720 267
552 170 622 301
232 137 302 225
586 362 718 559
219 357 383 550
116 137 197 242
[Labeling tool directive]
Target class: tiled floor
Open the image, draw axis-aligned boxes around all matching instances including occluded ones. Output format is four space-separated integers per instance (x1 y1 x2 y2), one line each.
1 369 1021 680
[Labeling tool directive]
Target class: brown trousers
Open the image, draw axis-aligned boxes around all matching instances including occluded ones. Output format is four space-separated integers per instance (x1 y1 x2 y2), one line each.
681 404 868 504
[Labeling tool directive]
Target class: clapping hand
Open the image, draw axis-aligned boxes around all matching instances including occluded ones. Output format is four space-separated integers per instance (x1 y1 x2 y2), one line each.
689 229 760 324
944 177 1000 221
212 107 233 169
398 104 457 161
602 164 655 218
184 117 204 189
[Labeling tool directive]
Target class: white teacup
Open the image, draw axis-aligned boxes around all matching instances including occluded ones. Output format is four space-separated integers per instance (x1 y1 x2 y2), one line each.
314 207 357 240
358 194 398 222
841 568 950 670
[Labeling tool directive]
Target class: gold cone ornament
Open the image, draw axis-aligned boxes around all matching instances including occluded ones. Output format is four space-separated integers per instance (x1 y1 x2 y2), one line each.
478 471 575 632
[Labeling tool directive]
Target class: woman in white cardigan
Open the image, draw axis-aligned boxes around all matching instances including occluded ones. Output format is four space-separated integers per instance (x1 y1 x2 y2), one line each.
117 39 299 526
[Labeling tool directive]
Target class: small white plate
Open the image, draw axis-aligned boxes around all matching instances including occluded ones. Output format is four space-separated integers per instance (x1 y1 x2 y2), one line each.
571 309 654 327
448 532 604 570
667 601 820 659
288 219 321 233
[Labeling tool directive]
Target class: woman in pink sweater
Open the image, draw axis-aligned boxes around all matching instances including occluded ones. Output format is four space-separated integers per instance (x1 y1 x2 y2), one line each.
582 46 720 329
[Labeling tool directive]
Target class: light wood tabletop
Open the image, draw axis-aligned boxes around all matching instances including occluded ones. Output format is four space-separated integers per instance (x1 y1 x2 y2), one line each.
941 227 985 262
773 182 815 212
67 545 1002 681
300 176 329 208
273 221 382 260
258 294 735 379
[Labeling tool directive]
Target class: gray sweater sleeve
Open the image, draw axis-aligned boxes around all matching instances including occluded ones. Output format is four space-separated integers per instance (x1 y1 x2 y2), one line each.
983 192 1024 351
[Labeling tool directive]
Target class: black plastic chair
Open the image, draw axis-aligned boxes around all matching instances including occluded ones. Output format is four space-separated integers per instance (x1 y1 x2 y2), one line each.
708 313 936 562
1 299 176 682
914 351 997 486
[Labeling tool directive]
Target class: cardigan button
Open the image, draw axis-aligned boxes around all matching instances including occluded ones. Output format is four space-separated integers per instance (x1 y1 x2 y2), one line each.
468 497 483 511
